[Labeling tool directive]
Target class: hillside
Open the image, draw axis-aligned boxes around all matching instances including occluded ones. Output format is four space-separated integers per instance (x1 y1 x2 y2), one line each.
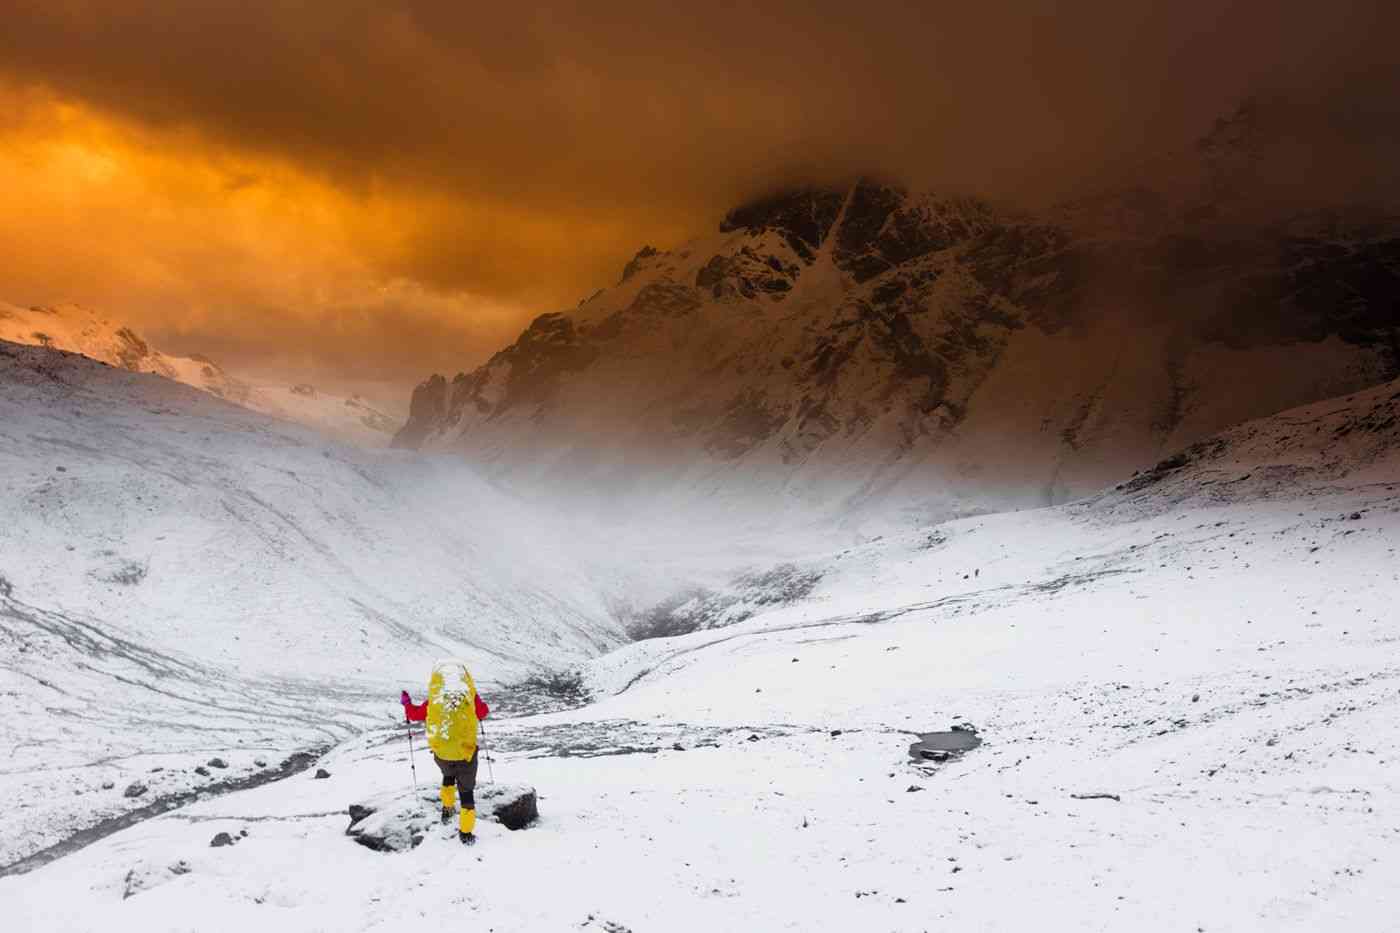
0 303 399 446
0 342 624 866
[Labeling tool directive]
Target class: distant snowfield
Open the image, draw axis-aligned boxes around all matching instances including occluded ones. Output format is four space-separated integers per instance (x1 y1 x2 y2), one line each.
2 343 1398 930
0 302 401 446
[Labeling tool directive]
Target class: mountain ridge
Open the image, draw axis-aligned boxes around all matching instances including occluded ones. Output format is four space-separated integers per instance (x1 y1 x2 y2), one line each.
394 170 1399 530
0 302 399 447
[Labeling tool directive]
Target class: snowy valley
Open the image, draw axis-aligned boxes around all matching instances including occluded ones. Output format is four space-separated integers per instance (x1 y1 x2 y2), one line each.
3 100 1400 929
2 332 1398 930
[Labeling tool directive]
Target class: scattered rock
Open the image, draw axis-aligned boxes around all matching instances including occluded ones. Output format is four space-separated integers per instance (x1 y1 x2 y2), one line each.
210 832 235 848
207 757 228 769
830 730 843 737
123 782 148 798
906 785 924 793
121 868 148 900
314 768 331 779
101 780 115 790
1192 694 1201 703
194 766 210 777
168 860 191 876
253 758 268 768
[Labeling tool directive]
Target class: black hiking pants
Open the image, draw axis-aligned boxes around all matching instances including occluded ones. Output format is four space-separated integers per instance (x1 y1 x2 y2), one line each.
434 752 479 810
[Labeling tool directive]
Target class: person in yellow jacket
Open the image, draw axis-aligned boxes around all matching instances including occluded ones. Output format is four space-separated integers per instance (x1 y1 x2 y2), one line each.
401 658 491 845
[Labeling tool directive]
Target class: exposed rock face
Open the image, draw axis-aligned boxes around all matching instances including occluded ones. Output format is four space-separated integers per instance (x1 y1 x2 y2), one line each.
392 143 1400 528
393 374 448 449
719 187 845 262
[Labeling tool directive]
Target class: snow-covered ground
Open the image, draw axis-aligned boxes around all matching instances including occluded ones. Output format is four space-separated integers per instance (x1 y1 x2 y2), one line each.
3 351 1397 929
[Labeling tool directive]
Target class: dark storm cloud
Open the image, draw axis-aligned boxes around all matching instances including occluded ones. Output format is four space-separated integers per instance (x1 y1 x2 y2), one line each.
0 0 1397 387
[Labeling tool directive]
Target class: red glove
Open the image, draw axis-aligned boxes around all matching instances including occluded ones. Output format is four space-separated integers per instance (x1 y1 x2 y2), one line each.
400 690 411 706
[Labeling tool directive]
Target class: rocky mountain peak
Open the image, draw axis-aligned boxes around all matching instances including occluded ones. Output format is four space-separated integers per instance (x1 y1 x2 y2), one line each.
832 181 999 283
719 186 846 262
392 161 1399 527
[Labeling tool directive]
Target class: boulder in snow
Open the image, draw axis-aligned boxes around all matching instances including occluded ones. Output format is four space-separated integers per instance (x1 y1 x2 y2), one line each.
346 783 539 852
907 727 982 763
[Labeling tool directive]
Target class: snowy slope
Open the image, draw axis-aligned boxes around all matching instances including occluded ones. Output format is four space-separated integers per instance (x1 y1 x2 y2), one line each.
4 376 1396 930
0 302 399 446
0 342 625 866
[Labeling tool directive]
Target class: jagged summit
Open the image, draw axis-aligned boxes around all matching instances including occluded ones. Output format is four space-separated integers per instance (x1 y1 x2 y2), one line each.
718 186 847 262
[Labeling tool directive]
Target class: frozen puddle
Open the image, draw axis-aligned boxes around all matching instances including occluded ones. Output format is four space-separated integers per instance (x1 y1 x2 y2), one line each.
907 727 982 762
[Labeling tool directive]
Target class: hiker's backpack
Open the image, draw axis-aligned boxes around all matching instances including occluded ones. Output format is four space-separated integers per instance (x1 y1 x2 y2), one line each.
425 659 480 761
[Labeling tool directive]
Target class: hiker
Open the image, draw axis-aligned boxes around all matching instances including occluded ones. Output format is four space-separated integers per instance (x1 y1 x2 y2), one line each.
401 658 491 845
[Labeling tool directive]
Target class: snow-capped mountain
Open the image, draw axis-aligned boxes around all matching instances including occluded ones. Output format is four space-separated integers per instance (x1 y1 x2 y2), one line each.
395 113 1399 531
0 341 624 866
0 302 399 447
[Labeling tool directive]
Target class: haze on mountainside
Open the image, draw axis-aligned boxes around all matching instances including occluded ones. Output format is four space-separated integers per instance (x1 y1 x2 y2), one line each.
1 0 1399 403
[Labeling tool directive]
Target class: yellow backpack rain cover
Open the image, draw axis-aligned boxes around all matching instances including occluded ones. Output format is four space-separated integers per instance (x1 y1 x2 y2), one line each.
425 658 479 761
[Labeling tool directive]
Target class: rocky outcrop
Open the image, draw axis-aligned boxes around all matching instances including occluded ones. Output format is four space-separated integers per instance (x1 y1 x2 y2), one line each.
391 374 448 449
346 784 539 852
719 187 845 262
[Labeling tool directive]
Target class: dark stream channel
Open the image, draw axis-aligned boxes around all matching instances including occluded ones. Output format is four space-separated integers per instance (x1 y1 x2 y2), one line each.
0 748 329 878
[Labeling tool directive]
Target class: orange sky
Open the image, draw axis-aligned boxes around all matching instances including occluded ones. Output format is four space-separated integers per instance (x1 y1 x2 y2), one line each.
1 1 1396 403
